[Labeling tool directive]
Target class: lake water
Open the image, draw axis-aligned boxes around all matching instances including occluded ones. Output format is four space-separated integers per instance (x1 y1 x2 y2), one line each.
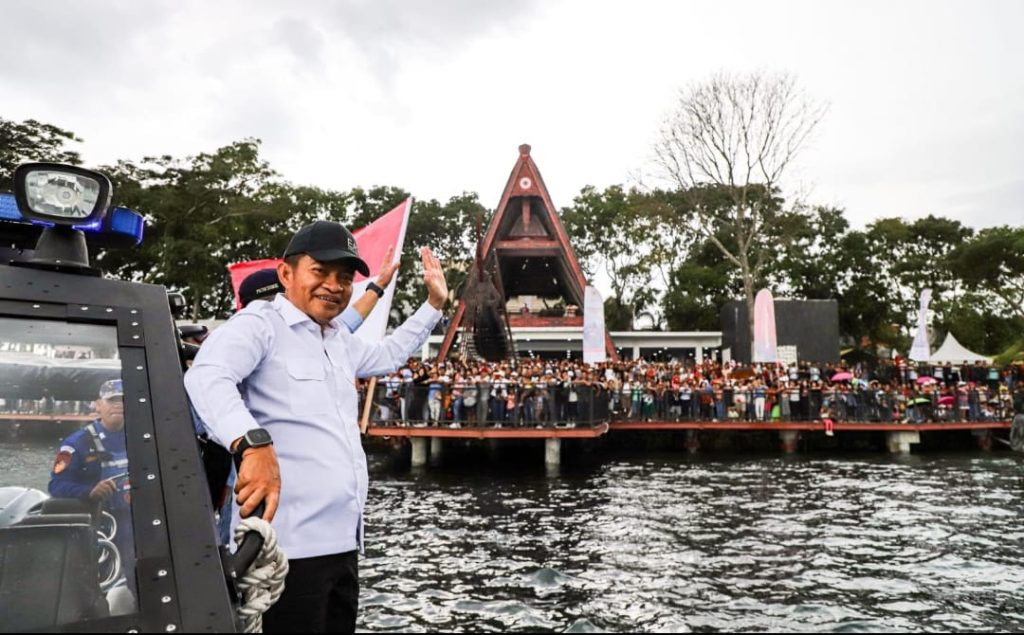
4 437 1023 632
360 452 1024 632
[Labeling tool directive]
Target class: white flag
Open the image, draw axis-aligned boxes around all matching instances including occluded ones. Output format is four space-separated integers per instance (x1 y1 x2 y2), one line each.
909 288 932 361
583 286 606 364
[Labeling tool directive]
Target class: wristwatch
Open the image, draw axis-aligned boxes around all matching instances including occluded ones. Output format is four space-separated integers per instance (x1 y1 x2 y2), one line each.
234 428 273 455
367 281 385 298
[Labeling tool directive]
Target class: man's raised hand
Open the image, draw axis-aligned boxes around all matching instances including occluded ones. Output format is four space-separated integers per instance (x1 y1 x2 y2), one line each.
376 246 399 288
420 247 448 310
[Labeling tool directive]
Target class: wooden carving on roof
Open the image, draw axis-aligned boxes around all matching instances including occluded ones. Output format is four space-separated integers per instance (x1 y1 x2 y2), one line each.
437 144 617 362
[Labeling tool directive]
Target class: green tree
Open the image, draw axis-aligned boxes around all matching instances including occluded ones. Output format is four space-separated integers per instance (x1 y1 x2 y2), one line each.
662 238 737 331
948 226 1024 322
393 192 479 322
603 296 634 331
863 215 973 345
769 205 853 299
561 185 663 328
653 71 826 349
97 140 290 319
933 292 1021 355
0 117 83 192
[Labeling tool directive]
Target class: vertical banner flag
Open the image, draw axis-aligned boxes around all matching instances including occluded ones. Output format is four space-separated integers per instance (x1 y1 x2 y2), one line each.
909 288 932 361
583 286 606 364
752 289 778 363
227 198 413 343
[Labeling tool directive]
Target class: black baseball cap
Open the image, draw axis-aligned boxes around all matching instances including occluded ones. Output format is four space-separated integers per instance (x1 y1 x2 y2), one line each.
239 268 283 307
283 220 370 276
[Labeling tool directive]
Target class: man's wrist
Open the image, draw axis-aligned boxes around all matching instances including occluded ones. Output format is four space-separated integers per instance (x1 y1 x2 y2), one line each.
242 445 273 458
367 281 385 298
233 428 273 455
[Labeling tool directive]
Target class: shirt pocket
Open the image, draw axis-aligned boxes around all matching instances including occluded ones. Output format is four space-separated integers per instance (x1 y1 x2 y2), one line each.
287 358 330 415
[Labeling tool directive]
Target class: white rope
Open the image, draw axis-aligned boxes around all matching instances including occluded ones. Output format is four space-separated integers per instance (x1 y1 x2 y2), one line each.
233 517 289 633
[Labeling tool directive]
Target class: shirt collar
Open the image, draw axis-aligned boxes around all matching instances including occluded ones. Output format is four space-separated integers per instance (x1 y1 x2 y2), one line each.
272 294 340 334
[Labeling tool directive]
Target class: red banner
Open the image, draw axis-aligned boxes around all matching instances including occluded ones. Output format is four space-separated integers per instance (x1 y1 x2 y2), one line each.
227 199 412 311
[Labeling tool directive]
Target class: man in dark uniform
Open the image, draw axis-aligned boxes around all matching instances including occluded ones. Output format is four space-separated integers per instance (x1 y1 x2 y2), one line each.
49 378 134 590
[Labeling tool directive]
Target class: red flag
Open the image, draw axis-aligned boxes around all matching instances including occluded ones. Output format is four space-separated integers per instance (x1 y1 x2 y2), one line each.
227 199 412 320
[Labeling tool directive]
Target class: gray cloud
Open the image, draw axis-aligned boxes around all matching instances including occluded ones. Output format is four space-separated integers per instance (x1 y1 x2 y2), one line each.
942 178 1024 229
263 0 542 86
0 1 176 92
1 1 542 105
270 17 328 74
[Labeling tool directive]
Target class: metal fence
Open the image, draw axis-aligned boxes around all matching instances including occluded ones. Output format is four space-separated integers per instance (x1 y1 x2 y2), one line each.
363 382 1024 428
366 382 609 429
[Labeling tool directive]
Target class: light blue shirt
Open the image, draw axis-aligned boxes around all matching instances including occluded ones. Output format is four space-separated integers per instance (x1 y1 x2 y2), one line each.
189 298 363 436
184 294 441 558
338 305 364 333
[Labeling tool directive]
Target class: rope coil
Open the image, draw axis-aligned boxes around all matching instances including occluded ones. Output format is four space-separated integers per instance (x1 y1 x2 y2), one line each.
233 518 289 633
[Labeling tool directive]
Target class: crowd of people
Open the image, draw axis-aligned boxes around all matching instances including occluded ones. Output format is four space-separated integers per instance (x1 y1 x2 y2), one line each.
365 357 1024 427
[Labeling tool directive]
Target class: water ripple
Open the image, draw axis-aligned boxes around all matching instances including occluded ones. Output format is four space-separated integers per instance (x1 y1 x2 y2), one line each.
361 454 1024 632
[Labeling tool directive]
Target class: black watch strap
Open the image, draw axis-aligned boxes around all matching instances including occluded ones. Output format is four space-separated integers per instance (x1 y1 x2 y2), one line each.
367 281 385 298
234 428 273 455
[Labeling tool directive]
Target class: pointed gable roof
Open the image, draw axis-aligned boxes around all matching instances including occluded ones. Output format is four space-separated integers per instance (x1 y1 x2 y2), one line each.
929 332 992 363
437 144 617 362
482 144 589 306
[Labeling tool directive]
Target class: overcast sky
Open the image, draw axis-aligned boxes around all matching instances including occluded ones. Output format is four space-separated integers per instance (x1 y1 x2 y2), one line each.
3 0 1022 230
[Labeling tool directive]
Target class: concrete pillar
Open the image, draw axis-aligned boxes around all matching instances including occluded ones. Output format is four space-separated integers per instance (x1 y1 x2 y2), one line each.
410 437 428 467
886 430 920 454
430 437 444 464
695 345 704 362
545 438 561 467
780 430 800 454
685 429 700 455
974 429 993 451
632 345 640 360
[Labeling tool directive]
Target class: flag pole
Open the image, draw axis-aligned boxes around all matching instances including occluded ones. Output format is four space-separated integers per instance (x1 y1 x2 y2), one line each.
360 377 378 434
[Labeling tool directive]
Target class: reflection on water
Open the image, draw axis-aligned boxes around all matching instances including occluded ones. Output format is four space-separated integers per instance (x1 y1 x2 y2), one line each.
362 454 1024 632
0 441 58 492
4 443 1022 631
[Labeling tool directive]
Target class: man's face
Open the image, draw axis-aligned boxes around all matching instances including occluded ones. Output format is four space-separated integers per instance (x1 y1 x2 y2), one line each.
96 396 124 432
279 255 355 326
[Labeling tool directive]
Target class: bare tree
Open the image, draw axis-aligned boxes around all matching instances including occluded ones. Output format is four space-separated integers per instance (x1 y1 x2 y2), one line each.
654 70 826 357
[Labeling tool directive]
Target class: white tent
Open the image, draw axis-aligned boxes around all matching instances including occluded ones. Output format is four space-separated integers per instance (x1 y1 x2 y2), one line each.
928 332 992 364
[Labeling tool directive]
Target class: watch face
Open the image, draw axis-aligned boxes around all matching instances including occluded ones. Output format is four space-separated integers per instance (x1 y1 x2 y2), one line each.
246 428 272 446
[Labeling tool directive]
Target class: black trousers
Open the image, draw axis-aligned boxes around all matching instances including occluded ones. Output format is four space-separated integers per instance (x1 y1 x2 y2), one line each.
262 551 359 634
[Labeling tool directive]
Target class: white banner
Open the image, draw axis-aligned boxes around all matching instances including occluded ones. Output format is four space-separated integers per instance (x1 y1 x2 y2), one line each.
909 288 932 361
777 345 798 366
583 286 606 364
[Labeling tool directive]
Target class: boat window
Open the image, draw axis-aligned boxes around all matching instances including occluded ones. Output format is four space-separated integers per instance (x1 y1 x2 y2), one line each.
0 316 138 630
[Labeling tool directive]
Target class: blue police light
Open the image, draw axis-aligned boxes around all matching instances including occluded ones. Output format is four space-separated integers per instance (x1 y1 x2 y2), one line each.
0 191 21 222
106 207 145 246
0 193 144 247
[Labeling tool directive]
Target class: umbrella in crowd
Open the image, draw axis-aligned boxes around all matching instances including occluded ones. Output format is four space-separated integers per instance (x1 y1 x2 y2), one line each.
916 376 938 385
937 395 956 406
908 397 931 406
831 372 853 381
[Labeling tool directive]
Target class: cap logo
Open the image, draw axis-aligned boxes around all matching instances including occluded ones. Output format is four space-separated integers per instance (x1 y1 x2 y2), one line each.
348 236 357 251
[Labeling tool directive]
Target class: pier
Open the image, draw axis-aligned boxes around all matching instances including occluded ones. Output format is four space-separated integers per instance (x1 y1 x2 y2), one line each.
367 418 1013 467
